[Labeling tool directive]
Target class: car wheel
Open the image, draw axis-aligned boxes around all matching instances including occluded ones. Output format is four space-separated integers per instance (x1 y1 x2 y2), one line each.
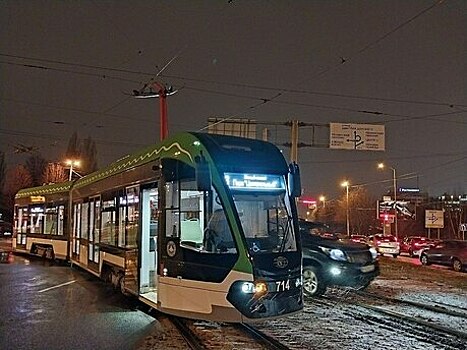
393 254 398 258
303 266 327 297
420 254 430 265
452 258 463 272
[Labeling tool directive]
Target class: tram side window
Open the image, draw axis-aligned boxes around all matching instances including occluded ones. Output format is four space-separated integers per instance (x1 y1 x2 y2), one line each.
44 207 57 234
126 186 139 248
179 180 204 248
165 180 180 238
89 198 100 263
30 206 45 234
101 198 116 245
89 198 101 263
57 205 64 235
162 157 236 254
18 207 28 233
81 202 89 240
73 203 81 255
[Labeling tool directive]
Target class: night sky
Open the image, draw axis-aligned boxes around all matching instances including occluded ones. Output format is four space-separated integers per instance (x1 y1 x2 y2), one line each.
1 1 465 200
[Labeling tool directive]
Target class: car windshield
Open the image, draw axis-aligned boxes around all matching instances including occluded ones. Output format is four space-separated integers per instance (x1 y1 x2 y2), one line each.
231 191 297 254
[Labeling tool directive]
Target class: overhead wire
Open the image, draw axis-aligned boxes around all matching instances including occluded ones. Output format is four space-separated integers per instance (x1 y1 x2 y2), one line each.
3 52 465 110
201 0 449 125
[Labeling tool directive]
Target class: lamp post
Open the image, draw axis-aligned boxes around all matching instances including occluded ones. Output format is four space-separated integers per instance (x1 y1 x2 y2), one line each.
66 159 80 181
341 181 350 237
378 163 398 238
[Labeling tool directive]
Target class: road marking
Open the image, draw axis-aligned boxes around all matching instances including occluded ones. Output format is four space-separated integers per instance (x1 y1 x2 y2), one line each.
37 280 77 293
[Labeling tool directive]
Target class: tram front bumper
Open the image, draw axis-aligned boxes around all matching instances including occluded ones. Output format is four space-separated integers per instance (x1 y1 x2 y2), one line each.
227 279 303 319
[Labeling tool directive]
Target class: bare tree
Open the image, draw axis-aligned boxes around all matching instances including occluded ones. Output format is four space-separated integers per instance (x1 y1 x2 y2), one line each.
42 162 68 184
25 154 47 186
64 132 98 176
0 151 5 192
3 165 33 220
80 137 98 175
66 131 80 160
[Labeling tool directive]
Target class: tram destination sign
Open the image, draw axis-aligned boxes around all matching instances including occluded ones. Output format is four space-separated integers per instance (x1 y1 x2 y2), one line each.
330 123 385 151
224 173 285 191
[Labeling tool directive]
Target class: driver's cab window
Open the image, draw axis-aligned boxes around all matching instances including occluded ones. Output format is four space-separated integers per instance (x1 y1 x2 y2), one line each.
202 191 236 254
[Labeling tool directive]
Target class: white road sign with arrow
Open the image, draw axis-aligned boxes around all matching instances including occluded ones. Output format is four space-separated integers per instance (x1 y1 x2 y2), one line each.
330 123 385 151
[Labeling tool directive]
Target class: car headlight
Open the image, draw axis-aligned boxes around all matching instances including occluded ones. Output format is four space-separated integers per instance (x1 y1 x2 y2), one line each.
320 247 348 262
369 247 378 260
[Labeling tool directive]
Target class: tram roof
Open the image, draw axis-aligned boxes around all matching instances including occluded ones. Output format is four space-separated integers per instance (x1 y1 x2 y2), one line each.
193 132 288 174
14 133 287 200
69 132 288 189
15 181 74 199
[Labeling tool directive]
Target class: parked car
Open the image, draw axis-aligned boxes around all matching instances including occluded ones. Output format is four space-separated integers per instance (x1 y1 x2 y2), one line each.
0 249 13 263
400 236 433 257
0 220 12 237
420 240 467 272
0 233 13 264
299 220 379 297
367 234 400 258
350 235 367 244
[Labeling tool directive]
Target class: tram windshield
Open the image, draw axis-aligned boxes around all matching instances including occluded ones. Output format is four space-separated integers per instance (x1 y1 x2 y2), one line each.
225 173 297 254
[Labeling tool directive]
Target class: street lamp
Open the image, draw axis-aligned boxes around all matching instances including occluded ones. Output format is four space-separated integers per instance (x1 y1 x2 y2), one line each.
65 159 81 181
341 181 350 237
378 163 398 238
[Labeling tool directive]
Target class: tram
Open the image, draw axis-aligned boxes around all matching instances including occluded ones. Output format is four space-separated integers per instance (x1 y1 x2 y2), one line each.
13 132 303 322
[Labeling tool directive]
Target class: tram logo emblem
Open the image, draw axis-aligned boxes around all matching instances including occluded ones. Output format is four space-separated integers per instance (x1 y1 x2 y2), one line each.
273 256 288 269
166 241 177 257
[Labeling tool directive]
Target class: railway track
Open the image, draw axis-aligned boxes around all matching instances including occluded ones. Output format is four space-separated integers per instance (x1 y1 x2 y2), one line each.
319 290 467 349
167 316 291 350
356 290 467 320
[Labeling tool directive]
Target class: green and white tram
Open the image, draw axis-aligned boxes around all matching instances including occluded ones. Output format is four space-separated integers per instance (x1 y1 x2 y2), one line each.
14 182 72 260
14 132 303 322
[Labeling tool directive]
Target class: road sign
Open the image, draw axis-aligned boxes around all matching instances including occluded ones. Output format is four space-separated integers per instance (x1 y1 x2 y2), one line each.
425 209 444 229
330 123 385 151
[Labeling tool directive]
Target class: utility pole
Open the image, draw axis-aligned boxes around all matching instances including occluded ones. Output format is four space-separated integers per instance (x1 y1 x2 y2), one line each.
133 82 177 142
290 120 299 163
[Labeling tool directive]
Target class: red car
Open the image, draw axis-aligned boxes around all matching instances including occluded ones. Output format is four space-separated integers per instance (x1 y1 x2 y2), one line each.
350 235 367 244
400 236 433 257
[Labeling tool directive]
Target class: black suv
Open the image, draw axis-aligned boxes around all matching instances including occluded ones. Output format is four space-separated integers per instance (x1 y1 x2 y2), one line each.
300 220 379 296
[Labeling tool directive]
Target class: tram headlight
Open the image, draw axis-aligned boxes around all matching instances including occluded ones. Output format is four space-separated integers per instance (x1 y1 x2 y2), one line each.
241 281 268 294
255 282 268 294
241 282 255 293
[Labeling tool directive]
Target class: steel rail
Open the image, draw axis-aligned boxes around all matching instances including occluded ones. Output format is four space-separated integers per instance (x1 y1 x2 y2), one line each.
237 323 291 350
356 290 467 320
169 316 206 350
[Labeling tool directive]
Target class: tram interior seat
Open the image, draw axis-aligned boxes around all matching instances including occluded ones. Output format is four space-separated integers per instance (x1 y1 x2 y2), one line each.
180 219 203 247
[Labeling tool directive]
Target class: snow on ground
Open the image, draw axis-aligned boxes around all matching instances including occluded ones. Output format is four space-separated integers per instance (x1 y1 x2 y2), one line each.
137 257 467 349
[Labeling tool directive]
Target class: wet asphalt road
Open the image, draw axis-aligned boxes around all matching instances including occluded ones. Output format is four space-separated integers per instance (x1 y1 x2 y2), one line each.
0 255 156 350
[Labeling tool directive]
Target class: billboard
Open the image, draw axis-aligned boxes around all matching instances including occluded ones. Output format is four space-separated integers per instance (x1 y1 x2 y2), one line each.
377 200 415 220
208 118 257 139
330 123 385 151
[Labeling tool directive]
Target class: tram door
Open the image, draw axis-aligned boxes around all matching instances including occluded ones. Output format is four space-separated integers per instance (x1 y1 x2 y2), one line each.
139 186 159 304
